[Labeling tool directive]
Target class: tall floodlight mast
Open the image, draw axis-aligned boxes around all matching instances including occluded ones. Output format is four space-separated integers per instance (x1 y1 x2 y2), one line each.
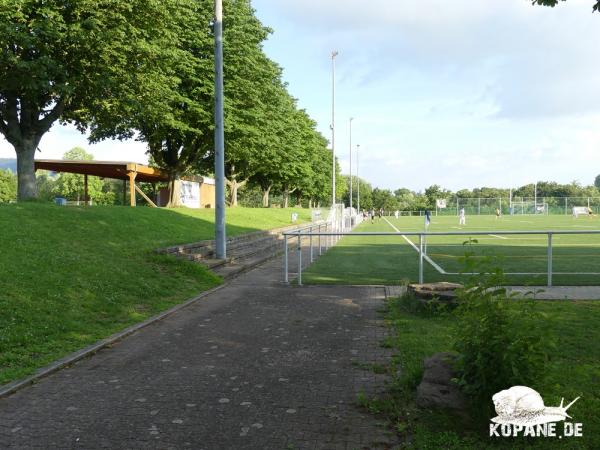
356 144 361 213
349 117 353 212
331 51 338 208
214 0 226 258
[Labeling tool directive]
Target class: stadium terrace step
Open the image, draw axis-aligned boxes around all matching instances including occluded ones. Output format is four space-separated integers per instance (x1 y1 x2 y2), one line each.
156 222 323 280
200 258 230 270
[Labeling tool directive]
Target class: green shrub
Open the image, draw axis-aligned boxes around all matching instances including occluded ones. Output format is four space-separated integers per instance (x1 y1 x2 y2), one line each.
0 168 16 202
453 243 554 404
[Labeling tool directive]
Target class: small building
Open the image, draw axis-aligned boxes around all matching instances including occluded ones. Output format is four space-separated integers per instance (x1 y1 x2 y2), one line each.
157 177 216 209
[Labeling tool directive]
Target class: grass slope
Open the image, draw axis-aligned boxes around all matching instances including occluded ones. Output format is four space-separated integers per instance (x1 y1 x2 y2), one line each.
369 296 600 449
0 203 310 384
304 215 600 285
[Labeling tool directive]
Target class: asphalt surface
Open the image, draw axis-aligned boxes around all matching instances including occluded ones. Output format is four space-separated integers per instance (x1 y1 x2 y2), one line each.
0 249 397 450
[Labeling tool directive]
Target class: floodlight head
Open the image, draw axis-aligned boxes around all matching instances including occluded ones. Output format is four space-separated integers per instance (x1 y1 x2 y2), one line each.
332 50 339 58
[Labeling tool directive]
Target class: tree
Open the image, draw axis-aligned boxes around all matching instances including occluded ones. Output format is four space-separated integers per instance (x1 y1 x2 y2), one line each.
0 0 190 200
35 171 57 201
394 188 417 211
424 184 453 209
595 174 600 190
0 168 16 202
118 1 214 207
531 0 599 13
371 188 398 211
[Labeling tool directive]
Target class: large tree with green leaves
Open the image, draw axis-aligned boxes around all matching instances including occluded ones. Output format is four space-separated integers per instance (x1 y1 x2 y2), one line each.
0 0 188 200
91 0 289 208
98 0 216 207
219 0 287 206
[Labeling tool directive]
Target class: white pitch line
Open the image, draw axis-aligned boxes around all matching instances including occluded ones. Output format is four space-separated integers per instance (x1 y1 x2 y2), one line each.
382 217 446 274
444 272 600 276
489 234 509 240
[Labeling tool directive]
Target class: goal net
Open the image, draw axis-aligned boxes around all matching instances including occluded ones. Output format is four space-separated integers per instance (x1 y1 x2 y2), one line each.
510 201 548 215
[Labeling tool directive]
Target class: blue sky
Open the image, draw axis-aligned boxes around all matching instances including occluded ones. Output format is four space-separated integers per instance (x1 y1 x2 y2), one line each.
2 0 600 192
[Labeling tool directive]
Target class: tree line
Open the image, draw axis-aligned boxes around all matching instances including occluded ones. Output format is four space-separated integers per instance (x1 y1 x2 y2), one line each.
0 0 340 207
339 178 600 212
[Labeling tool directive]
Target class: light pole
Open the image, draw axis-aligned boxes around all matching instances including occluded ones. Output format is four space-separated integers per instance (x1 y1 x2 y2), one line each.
356 144 360 214
349 117 353 212
331 50 338 208
214 0 226 258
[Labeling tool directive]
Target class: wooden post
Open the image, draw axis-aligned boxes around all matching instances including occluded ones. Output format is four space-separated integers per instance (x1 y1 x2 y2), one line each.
129 171 137 207
134 184 158 207
84 174 88 206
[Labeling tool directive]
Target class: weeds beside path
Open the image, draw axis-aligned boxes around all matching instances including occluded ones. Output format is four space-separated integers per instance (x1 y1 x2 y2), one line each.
359 295 600 449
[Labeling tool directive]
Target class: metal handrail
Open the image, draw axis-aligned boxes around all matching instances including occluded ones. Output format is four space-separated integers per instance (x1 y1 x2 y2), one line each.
284 230 600 236
283 221 337 285
287 220 327 233
283 229 600 287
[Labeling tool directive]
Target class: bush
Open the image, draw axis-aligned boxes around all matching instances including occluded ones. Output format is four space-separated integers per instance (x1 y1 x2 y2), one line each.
0 168 17 202
453 245 554 403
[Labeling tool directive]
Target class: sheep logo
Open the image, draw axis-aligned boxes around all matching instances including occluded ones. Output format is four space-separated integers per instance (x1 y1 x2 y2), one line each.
492 386 580 427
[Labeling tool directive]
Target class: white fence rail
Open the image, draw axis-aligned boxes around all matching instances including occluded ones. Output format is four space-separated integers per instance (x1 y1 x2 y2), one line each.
282 229 600 287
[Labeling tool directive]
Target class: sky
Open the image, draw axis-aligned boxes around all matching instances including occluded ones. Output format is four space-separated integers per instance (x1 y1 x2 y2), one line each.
2 0 599 192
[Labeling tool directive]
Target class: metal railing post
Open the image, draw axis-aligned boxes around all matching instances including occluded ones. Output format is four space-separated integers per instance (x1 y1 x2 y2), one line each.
284 234 289 284
319 224 322 255
297 234 302 286
310 225 314 263
547 232 553 287
419 234 424 284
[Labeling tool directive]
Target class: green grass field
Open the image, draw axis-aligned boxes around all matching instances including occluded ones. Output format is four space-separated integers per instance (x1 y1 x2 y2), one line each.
304 214 600 286
362 295 600 449
0 203 310 384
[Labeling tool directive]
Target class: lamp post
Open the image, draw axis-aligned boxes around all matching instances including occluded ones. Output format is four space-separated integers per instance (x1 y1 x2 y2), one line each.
356 144 360 214
214 0 226 258
331 50 338 208
349 117 353 212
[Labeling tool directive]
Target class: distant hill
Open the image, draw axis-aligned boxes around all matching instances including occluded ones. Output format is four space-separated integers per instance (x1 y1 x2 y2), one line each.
0 158 16 173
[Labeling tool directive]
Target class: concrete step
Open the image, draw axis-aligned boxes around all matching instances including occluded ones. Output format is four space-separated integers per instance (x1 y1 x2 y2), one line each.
157 222 322 256
229 240 282 262
157 222 325 280
201 258 229 270
211 250 282 280
169 232 284 261
211 263 247 280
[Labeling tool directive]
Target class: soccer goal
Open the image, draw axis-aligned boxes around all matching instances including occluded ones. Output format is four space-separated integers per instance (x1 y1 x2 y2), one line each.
510 201 549 215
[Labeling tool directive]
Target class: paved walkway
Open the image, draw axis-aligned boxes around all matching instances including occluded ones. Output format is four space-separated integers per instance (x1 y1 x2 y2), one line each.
0 252 397 449
507 286 600 300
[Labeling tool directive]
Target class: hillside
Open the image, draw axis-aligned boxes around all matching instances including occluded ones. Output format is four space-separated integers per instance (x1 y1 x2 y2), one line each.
0 204 310 384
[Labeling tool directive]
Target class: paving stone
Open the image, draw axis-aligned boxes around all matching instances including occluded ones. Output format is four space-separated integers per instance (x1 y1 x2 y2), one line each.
0 245 397 449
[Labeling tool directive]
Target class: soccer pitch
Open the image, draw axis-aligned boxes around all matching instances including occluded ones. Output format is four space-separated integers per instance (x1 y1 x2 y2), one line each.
302 214 600 286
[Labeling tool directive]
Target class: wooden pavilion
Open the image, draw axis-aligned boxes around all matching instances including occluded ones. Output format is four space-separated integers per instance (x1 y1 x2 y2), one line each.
34 160 169 207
